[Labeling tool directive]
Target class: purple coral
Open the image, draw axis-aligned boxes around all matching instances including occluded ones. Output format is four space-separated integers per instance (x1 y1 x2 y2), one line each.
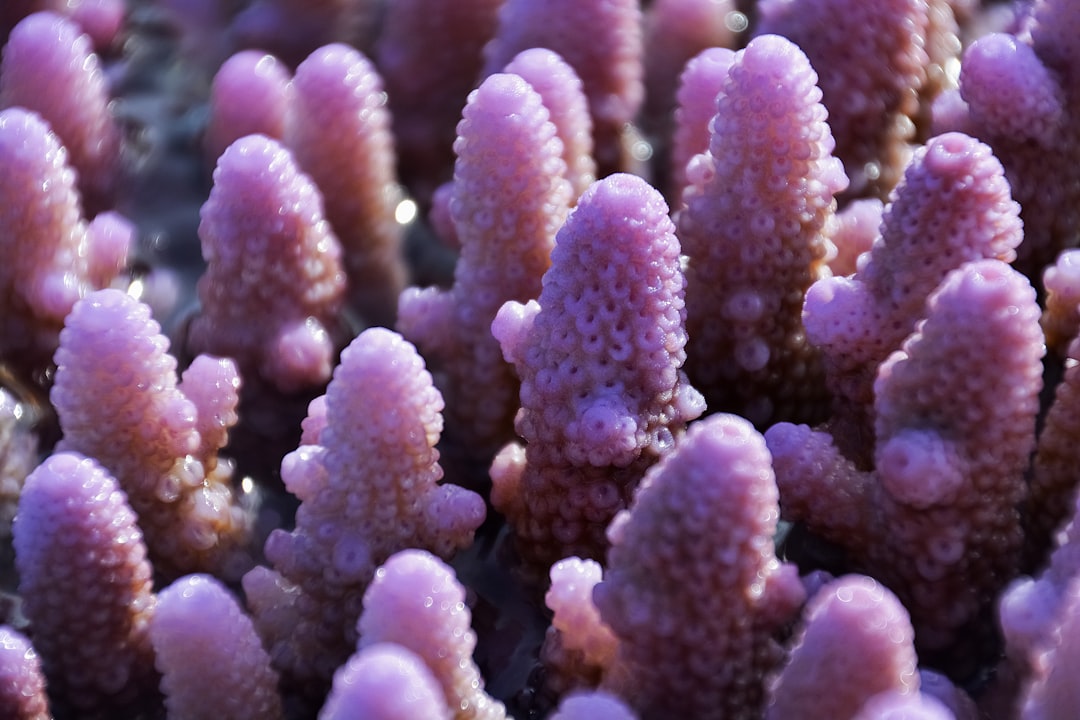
768 259 1043 655
51 289 251 579
490 173 704 569
766 575 919 719
357 549 506 720
288 43 406 328
668 46 735 204
318 643 451 720
151 574 283 720
398 72 571 468
0 107 129 372
229 0 375 68
677 33 847 427
374 0 503 202
1 11 121 211
13 452 157 717
756 0 933 198
593 413 805 719
483 0 643 176
804 131 1022 460
204 50 293 169
243 328 485 691
0 626 49 720
187 134 346 393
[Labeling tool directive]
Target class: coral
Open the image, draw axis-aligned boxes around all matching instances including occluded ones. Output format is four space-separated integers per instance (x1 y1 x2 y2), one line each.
229 0 376 68
757 0 934 199
768 259 1043 657
186 134 346 394
318 643 451 720
483 0 643 176
398 72 570 468
668 46 735 205
151 574 283 720
502 48 596 200
766 575 919 719
204 50 293 169
1 11 121 211
51 289 251 579
0 626 50 720
491 173 704 570
803 132 1022 461
594 413 805 719
677 33 846 427
549 691 637 720
243 328 485 692
0 107 130 373
374 0 503 202
288 43 406 328
357 549 506 720
12 452 157 717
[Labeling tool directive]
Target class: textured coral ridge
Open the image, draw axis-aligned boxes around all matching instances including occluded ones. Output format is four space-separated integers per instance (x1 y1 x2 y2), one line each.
243 328 485 692
398 71 571 466
767 259 1043 656
491 172 705 570
677 33 846 428
51 288 251 580
594 413 804 719
187 133 346 394
13 452 157 717
0 625 50 720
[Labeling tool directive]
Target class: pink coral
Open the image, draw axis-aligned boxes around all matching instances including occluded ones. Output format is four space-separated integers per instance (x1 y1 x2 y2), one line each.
757 0 934 198
398 72 570 468
151 574 283 720
13 452 157 717
229 0 376 68
243 328 485 691
1 11 121 211
288 43 406 327
491 173 704 569
318 643 451 720
804 131 1022 460
593 413 805 719
204 50 293 169
668 46 735 204
766 575 919 719
483 0 643 175
186 134 346 393
0 627 49 720
358 549 506 720
374 0 503 202
677 33 846 427
0 107 129 372
51 289 251 578
768 259 1043 655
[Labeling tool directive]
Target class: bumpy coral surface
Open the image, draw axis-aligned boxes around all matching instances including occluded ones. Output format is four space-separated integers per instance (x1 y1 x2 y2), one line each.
757 0 933 198
0 626 49 720
1 11 120 211
318 643 451 720
358 549 506 720
769 259 1043 656
204 49 293 169
0 107 129 372
52 289 251 579
766 575 920 719
594 413 805 719
187 134 346 393
398 72 570 467
491 172 704 569
677 33 846 427
13 453 157 717
152 574 283 720
288 43 406 327
244 328 485 691
668 46 735 204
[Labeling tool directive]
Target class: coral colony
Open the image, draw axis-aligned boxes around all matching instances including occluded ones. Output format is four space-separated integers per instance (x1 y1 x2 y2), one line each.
8 0 1080 719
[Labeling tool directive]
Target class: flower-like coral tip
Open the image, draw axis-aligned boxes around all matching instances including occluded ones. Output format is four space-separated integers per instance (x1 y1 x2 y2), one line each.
318 643 451 720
